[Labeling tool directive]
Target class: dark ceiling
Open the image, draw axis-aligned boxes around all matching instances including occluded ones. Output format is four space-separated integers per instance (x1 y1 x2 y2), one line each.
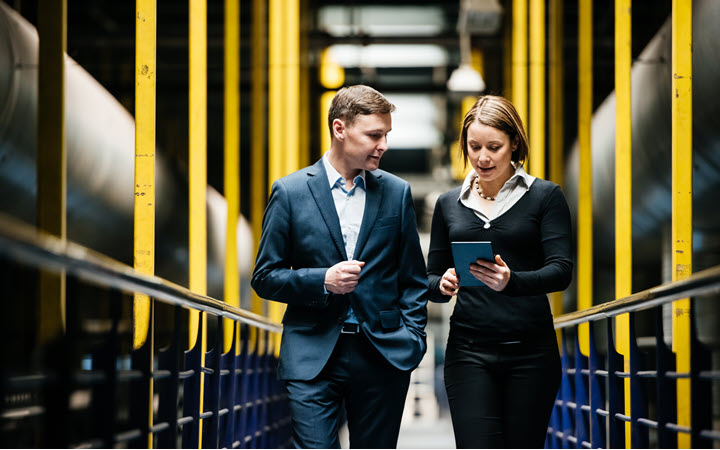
9 0 671 215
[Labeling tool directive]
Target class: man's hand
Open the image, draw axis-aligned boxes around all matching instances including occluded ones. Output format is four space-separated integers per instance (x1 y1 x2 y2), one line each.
324 260 366 294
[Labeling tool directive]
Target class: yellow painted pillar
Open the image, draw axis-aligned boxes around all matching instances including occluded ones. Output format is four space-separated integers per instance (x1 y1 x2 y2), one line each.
134 0 156 446
614 0 633 445
512 0 528 127
319 46 345 155
548 0 564 334
269 0 301 352
577 0 593 356
250 0 267 318
452 51 484 181
37 0 67 345
189 0 207 444
529 0 545 180
671 0 693 446
224 0 240 353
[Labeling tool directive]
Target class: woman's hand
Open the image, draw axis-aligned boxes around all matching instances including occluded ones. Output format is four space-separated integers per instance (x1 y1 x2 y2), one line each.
469 254 511 291
439 268 459 296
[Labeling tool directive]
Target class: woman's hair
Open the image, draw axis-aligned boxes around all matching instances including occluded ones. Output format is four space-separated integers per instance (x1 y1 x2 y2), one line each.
327 85 396 135
458 95 529 166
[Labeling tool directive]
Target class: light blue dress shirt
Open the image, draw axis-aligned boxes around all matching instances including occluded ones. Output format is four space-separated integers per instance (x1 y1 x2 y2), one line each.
323 152 366 324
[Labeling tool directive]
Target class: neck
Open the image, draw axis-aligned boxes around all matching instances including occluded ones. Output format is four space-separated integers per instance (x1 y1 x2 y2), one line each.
477 164 514 197
326 149 361 184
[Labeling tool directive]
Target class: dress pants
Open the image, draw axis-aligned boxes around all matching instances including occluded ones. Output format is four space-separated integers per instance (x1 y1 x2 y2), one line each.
443 327 561 448
285 332 411 449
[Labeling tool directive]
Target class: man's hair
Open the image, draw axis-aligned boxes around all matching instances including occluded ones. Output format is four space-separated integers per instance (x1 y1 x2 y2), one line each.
458 95 529 166
327 85 395 135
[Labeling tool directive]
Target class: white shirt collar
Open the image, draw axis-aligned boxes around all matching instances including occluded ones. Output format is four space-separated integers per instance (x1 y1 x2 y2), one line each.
458 163 534 201
323 152 366 189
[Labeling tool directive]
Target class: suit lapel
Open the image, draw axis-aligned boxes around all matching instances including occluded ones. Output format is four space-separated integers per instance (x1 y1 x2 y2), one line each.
307 160 348 260
353 171 382 260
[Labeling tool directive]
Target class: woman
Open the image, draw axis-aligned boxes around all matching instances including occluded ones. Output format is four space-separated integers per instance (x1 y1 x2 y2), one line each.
427 95 573 448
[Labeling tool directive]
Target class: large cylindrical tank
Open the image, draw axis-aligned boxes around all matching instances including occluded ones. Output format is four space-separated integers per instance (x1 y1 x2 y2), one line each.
0 2 253 301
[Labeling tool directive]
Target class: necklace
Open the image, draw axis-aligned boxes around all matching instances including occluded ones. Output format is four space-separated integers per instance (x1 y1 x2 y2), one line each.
475 178 496 201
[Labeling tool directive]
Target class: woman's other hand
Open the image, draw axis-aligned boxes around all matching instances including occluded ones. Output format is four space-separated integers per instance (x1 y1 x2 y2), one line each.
469 254 511 291
440 268 460 296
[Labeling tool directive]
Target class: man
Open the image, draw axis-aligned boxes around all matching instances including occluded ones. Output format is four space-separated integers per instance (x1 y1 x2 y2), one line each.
251 85 428 448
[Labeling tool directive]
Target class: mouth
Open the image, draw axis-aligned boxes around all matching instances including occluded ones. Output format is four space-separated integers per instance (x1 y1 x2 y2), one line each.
477 166 495 173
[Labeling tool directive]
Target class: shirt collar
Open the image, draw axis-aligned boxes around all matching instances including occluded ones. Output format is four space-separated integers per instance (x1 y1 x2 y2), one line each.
457 163 534 201
323 152 366 190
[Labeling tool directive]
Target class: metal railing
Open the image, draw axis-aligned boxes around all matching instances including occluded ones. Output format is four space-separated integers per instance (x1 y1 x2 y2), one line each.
0 214 290 448
546 265 720 448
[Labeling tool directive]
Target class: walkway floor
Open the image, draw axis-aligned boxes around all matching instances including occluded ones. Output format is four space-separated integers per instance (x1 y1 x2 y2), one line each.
397 415 455 449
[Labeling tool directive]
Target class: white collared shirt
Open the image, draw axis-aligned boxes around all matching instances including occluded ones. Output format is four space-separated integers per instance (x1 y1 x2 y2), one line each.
458 164 536 227
323 152 366 261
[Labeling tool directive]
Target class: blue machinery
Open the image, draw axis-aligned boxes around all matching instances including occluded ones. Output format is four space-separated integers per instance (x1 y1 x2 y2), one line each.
547 267 720 448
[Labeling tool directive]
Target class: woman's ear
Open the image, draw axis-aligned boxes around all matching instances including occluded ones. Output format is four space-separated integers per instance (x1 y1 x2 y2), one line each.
332 118 345 141
512 136 519 152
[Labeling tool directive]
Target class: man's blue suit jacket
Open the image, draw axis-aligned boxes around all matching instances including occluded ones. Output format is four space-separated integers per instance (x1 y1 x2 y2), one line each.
251 158 429 381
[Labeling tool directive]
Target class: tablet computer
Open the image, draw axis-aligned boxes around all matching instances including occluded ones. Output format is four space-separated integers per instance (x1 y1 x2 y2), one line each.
451 241 495 287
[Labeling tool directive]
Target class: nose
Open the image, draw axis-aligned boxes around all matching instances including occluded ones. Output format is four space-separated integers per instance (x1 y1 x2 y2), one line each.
477 147 491 162
377 135 388 152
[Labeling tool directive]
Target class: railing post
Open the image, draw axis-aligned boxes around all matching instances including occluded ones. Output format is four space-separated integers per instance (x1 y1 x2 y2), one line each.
588 321 606 448
574 333 589 447
628 312 649 448
607 318 625 448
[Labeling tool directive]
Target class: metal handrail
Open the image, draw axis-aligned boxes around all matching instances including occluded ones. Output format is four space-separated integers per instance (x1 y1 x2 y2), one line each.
553 264 720 328
0 213 281 333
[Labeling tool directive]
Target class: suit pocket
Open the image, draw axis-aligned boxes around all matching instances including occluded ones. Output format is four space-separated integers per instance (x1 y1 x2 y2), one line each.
375 215 400 228
380 310 402 330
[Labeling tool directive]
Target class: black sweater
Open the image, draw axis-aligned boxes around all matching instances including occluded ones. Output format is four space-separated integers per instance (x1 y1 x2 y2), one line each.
426 178 573 342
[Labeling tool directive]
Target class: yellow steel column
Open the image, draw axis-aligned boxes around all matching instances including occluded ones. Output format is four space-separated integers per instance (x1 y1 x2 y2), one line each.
284 0 300 175
224 0 240 353
250 0 267 318
512 0 528 126
134 1 157 446
577 0 593 356
614 0 633 445
189 0 207 444
319 46 345 155
452 50 484 181
671 0 693 446
37 0 67 343
529 0 545 179
548 0 564 330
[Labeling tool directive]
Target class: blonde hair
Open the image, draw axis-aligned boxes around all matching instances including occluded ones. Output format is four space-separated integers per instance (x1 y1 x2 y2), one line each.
328 85 395 135
458 95 529 167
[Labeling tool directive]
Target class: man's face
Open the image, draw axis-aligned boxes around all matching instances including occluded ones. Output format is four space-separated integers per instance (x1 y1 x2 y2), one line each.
338 113 392 172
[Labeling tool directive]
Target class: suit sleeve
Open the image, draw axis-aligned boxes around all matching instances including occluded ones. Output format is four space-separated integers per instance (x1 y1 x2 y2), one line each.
251 180 330 307
502 185 574 296
397 183 429 344
426 196 454 303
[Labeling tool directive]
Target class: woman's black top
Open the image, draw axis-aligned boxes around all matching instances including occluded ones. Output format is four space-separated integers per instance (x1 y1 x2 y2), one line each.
426 178 573 343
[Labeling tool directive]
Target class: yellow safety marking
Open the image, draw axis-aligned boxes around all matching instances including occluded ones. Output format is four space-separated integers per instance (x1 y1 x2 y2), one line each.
189 0 207 445
671 0 693 446
512 0 528 126
223 0 240 354
577 0 593 357
37 0 67 345
529 0 545 179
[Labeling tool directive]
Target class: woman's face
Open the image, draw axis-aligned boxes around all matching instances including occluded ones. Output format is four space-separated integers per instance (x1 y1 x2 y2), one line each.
466 121 517 183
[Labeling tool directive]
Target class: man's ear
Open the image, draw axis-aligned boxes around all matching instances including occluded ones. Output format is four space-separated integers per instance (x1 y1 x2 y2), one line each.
332 118 345 141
